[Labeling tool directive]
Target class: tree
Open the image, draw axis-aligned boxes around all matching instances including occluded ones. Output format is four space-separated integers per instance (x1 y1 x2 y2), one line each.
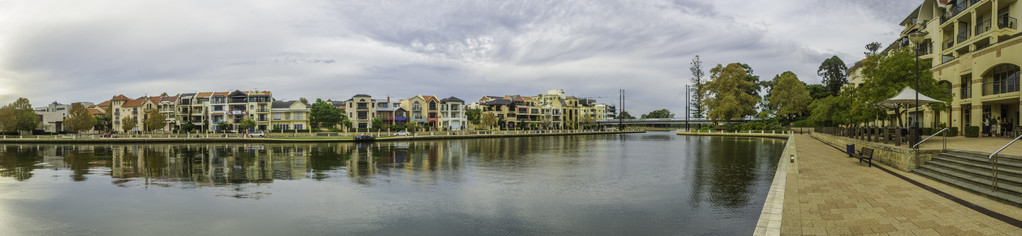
580 115 595 129
121 117 136 132
616 111 635 119
0 105 15 133
238 118 256 132
9 98 38 132
310 100 343 129
702 63 759 123
641 109 675 119
179 122 195 133
865 42 882 57
768 72 812 121
299 97 309 105
806 84 831 100
736 63 762 98
808 93 852 126
371 117 383 131
466 109 481 125
860 47 951 127
143 108 166 132
63 103 96 134
160 92 169 96
818 55 848 96
406 121 421 132
689 55 706 118
481 112 498 129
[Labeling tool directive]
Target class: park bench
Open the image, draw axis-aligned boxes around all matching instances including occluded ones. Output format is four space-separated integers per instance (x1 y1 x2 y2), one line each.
855 147 874 167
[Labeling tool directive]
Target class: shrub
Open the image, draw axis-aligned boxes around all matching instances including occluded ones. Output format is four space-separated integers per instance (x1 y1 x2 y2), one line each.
964 126 980 137
948 127 959 137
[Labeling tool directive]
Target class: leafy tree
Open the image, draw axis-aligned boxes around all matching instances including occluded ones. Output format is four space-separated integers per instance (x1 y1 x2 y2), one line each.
299 97 309 105
310 100 343 128
342 119 352 131
860 47 951 127
407 121 421 132
736 63 762 98
9 98 38 132
143 108 166 132
818 55 848 96
806 84 831 100
759 74 783 111
865 42 882 57
808 91 852 126
466 108 481 125
121 117 136 132
768 72 811 121
702 63 759 123
371 117 383 131
160 92 169 96
63 103 96 134
179 122 195 133
0 105 15 133
580 115 595 129
689 55 706 118
481 112 498 129
641 109 675 119
616 111 635 119
238 118 256 132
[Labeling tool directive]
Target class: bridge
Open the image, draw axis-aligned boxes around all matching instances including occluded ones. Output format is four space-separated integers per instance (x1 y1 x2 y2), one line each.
594 118 757 127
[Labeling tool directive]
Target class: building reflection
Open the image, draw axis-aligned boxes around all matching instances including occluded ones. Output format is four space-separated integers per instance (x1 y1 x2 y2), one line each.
0 142 468 188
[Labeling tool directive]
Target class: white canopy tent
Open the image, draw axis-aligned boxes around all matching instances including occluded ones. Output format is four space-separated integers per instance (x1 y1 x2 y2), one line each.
878 86 944 128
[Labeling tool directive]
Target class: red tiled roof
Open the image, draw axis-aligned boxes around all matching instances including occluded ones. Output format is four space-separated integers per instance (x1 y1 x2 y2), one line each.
160 96 178 102
111 94 130 101
96 100 112 107
122 98 146 107
196 92 214 97
87 108 105 115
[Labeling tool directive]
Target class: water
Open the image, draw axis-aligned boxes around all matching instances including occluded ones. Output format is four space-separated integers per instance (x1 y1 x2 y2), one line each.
0 132 785 235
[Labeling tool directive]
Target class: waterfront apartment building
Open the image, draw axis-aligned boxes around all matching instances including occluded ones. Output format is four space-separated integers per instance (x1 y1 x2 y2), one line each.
175 90 273 132
400 95 441 130
440 97 466 130
271 100 310 131
375 98 407 127
892 0 1021 133
346 94 377 130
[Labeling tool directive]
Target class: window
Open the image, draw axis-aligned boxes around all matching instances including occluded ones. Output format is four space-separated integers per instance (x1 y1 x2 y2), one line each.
984 64 1020 95
294 113 303 120
429 101 437 110
413 102 421 111
294 124 302 130
960 74 971 99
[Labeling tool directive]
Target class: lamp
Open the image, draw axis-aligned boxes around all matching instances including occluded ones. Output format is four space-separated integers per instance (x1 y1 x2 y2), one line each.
908 30 928 146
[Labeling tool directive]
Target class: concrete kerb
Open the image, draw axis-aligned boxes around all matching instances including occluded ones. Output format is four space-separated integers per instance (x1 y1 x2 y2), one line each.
754 134 795 236
809 132 941 172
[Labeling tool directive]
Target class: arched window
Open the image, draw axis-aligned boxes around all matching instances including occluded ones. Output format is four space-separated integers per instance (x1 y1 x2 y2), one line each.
983 64 1020 95
429 101 437 110
413 101 421 111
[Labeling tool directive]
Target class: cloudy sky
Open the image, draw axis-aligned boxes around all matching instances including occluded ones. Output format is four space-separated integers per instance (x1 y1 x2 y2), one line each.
0 0 918 115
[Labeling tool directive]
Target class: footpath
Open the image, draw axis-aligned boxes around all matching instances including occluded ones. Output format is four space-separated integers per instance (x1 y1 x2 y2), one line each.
780 134 1022 235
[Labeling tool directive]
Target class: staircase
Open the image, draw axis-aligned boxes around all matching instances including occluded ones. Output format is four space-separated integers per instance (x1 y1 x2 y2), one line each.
913 149 1022 206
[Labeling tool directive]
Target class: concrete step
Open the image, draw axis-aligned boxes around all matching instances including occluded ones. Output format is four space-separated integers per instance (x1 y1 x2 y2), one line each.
926 159 1022 185
920 162 1022 194
944 149 1022 162
913 168 1022 206
929 156 1022 179
938 152 1022 169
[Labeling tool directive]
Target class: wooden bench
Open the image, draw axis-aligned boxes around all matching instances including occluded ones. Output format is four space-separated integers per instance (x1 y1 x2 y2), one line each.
855 147 874 167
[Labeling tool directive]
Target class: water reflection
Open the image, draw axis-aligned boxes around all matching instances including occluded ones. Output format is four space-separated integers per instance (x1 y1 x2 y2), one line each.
0 134 785 235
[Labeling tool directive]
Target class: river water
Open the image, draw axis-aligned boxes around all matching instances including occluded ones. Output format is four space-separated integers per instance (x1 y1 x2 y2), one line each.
0 132 785 235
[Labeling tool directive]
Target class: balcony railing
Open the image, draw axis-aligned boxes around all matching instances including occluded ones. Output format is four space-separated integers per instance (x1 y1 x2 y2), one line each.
976 18 991 35
943 38 955 50
957 30 970 44
998 16 1017 29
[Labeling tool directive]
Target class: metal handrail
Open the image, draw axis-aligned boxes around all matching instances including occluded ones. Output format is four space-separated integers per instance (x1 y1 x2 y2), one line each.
990 133 1022 191
913 127 950 149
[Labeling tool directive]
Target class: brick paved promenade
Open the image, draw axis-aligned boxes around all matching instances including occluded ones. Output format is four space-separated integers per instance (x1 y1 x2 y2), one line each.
781 134 1022 235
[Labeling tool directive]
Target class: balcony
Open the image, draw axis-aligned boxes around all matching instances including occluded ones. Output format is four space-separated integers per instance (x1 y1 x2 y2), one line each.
228 110 247 115
998 15 1017 30
943 38 955 50
957 31 970 44
975 18 991 35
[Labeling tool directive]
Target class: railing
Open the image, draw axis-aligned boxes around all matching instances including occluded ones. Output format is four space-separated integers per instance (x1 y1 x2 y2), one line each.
957 30 970 44
990 133 1022 191
976 18 991 35
943 38 955 50
998 16 1017 30
912 128 950 161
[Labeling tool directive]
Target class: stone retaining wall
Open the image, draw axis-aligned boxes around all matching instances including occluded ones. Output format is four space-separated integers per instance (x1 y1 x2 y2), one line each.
809 132 940 172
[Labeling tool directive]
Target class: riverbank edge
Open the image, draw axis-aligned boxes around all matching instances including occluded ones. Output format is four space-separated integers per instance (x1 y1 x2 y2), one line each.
754 134 795 236
0 130 645 144
675 131 791 139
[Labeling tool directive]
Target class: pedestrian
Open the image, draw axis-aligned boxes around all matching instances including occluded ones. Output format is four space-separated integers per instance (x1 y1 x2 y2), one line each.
991 117 999 137
983 117 990 136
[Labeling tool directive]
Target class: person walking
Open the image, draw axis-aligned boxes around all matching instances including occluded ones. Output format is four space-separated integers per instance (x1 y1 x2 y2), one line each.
991 117 1000 137
983 117 990 137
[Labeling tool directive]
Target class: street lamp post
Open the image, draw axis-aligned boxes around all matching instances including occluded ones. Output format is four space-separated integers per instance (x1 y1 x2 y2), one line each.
908 30 928 146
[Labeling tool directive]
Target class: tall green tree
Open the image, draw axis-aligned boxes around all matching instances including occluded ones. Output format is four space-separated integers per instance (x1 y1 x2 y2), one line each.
481 113 497 129
0 105 15 133
310 99 343 128
768 72 811 121
466 108 482 125
736 63 762 98
63 103 96 134
818 55 849 96
860 48 951 127
143 108 166 132
238 118 256 132
371 117 383 131
808 93 852 126
617 111 635 119
805 84 831 100
9 98 38 132
689 55 706 118
640 109 675 119
121 117 136 132
865 42 882 57
702 63 759 123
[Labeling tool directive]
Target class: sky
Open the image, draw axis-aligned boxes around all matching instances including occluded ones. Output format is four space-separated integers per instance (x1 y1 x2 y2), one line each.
0 0 920 115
